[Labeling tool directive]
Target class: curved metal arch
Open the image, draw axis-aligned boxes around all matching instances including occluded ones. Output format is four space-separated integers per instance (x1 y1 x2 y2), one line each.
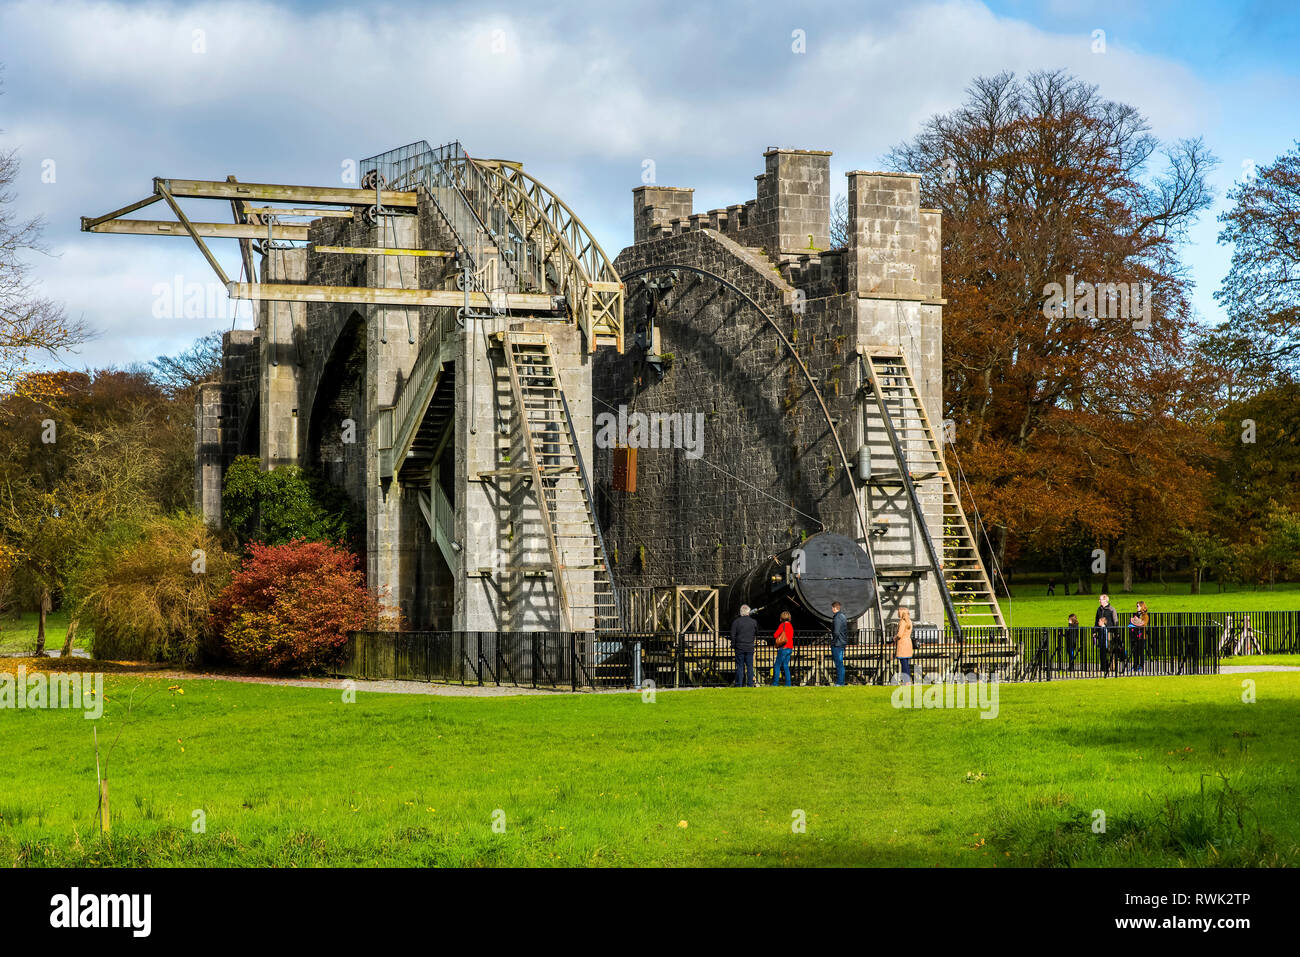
472 159 624 351
619 263 869 548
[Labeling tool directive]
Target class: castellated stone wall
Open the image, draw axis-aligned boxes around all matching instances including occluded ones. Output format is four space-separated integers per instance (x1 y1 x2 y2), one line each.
596 226 861 593
597 151 946 627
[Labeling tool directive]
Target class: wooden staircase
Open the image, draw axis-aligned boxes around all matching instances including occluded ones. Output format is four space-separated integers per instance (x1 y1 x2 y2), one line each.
500 332 619 632
861 353 1005 632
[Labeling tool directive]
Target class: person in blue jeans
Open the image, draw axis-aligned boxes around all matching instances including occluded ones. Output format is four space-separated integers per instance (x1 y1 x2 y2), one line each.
729 605 758 687
772 611 794 686
830 601 848 686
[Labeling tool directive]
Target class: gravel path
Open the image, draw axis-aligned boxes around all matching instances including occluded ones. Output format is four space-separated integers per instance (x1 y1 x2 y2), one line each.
147 670 591 697
5 655 1294 695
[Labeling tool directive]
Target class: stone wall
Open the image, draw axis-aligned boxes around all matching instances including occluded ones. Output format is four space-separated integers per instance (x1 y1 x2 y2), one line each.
599 148 947 628
596 226 861 592
632 148 833 255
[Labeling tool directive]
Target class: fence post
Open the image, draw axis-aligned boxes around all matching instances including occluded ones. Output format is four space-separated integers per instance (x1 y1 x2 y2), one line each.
675 633 683 689
477 632 483 687
571 633 578 693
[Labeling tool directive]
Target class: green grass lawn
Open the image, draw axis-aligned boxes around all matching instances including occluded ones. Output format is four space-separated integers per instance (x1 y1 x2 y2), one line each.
2 663 1297 867
0 611 92 656
996 581 1300 628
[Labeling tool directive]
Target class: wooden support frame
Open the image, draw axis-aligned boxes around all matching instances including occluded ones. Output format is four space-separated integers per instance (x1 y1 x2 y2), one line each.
81 193 162 230
226 176 257 283
244 207 355 219
312 246 453 257
157 178 416 207
227 282 556 311
83 219 309 241
156 181 229 286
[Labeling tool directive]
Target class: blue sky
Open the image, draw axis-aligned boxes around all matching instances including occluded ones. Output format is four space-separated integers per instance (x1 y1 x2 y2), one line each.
2 0 1297 369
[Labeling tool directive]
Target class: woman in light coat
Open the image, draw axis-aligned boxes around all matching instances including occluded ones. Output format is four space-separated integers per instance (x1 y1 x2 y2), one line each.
894 608 914 681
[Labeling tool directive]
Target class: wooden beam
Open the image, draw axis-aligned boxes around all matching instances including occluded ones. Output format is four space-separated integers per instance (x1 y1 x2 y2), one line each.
80 193 163 231
227 177 257 283
157 182 229 286
312 246 453 257
84 219 310 240
227 282 556 311
245 207 355 219
158 178 416 207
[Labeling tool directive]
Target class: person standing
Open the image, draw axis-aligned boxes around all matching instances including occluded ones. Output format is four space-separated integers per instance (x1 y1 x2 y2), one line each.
772 611 794 686
830 601 849 686
1065 613 1080 672
1132 600 1149 671
1094 594 1118 675
894 608 914 681
1047 577 1056 596
730 605 758 687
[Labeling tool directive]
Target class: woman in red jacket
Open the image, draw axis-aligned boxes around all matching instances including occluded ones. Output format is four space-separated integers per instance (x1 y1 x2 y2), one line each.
772 611 794 686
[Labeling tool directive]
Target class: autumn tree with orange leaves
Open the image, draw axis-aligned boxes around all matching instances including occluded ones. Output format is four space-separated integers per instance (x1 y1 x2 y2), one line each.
887 70 1221 592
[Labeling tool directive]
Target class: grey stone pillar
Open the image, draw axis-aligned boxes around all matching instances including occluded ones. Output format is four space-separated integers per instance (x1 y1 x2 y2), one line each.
364 217 421 621
194 382 223 526
258 247 306 469
757 149 832 253
849 170 946 628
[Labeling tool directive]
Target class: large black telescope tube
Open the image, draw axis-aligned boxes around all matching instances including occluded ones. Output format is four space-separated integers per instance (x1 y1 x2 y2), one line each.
723 531 876 628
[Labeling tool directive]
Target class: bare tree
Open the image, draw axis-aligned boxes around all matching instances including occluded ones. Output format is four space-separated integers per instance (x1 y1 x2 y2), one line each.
830 193 849 248
1 69 88 398
148 331 222 398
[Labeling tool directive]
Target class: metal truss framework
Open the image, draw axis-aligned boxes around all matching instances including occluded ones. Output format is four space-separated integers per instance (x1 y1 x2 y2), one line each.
81 176 423 301
473 159 624 351
82 153 626 353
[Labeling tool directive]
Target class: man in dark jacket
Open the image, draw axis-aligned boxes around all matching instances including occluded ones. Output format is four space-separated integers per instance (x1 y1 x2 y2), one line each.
730 605 758 687
830 601 848 686
1094 594 1118 675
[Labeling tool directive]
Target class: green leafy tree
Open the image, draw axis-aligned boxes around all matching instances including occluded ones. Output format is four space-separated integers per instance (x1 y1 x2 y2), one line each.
1215 142 1300 377
222 455 360 551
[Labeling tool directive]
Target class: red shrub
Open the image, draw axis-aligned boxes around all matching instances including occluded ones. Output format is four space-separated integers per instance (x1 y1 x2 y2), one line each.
211 540 381 673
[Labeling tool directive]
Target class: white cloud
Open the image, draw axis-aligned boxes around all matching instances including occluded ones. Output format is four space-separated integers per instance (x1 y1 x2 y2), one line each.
0 0 1244 367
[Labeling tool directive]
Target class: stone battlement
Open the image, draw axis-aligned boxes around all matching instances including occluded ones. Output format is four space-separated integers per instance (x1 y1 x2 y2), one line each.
634 149 940 303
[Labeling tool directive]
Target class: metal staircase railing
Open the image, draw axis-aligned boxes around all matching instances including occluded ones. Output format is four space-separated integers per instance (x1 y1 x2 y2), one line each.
473 159 624 350
501 332 619 632
361 140 526 297
416 482 459 575
362 141 623 352
860 353 1006 634
378 309 457 479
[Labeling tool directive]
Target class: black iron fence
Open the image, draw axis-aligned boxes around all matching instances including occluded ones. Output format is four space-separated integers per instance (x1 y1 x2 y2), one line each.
336 622 1222 690
339 631 596 690
1147 610 1300 656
